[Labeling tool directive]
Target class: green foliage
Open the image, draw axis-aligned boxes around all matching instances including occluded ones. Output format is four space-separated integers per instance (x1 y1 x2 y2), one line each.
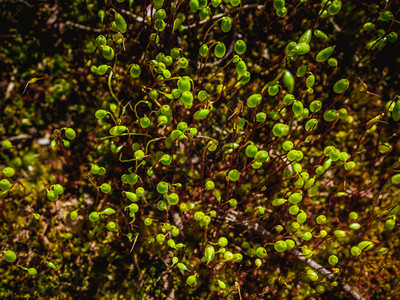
1 0 400 299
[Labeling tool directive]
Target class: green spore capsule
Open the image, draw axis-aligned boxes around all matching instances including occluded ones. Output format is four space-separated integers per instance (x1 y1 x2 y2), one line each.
272 198 286 206
307 270 318 281
286 41 297 56
392 174 400 184
70 210 78 220
115 12 127 33
205 180 215 190
328 255 338 265
379 10 393 21
214 42 226 58
388 32 398 43
4 250 16 263
274 240 287 252
283 70 295 93
323 109 339 122
256 112 266 122
47 190 58 201
282 140 293 151
100 183 111 193
294 43 310 55
154 9 166 20
65 128 76 140
272 123 288 137
101 45 115 60
283 94 295 105
256 247 267 258
358 241 374 251
177 76 191 92
109 126 127 136
106 221 117 231
305 118 318 131
298 29 312 44
296 65 308 77
153 0 164 9
204 245 215 263
247 94 262 108
97 65 109 75
28 268 37 276
288 192 302 204
170 47 181 59
53 184 64 195
316 46 335 62
157 181 168 194
273 0 285 10
2 140 13 149
234 40 247 54
268 82 280 96
178 57 188 68
236 60 247 76
199 7 211 19
328 0 342 15
314 29 328 41
285 239 295 249
186 274 196 285
245 144 258 157
189 0 199 12
349 223 361 230
193 109 210 120
391 100 400 121
303 232 312 241
47 261 57 270
130 64 141 78
198 90 208 101
351 246 361 256
95 109 107 119
292 100 304 116
218 237 228 247
328 58 338 67
333 79 349 93
2 167 15 177
297 211 307 223
89 212 99 222
221 16 232 32
227 169 240 181
199 44 209 57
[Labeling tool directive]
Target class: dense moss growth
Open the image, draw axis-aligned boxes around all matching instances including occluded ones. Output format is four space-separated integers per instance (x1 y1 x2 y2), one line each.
1 0 400 298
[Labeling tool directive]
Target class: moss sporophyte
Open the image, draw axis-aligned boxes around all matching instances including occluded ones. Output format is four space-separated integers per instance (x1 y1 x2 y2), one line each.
2 0 400 298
